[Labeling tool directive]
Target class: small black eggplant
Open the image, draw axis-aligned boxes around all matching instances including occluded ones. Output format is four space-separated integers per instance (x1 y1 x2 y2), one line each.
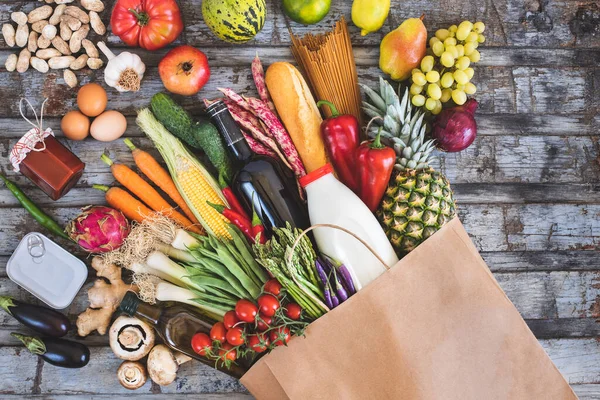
11 333 90 368
0 296 70 337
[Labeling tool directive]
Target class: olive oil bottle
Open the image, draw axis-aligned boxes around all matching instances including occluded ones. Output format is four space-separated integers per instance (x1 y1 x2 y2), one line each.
119 292 247 378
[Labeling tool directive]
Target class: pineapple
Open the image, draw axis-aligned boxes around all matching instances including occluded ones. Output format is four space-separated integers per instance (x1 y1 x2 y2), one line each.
361 77 456 256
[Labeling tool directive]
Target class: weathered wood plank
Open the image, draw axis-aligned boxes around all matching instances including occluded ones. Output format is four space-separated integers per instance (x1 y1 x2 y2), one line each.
481 251 600 272
573 384 600 399
0 338 596 395
0 346 39 394
1 134 598 192
1 268 598 330
541 338 600 385
4 0 598 49
3 46 600 69
1 113 598 139
38 347 245 395
527 318 600 339
1 204 600 254
3 183 600 210
0 65 596 117
0 395 253 399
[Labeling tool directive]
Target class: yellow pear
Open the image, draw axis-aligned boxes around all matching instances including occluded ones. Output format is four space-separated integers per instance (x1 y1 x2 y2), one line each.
379 16 427 81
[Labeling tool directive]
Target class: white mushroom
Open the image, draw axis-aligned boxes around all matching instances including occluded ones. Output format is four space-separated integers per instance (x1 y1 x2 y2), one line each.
117 361 147 390
109 316 155 361
146 345 191 386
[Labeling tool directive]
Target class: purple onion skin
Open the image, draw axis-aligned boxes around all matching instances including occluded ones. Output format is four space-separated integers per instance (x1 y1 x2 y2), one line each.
432 98 478 153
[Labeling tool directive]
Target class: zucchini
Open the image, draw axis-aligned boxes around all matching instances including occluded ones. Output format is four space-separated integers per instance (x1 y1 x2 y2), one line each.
151 93 234 181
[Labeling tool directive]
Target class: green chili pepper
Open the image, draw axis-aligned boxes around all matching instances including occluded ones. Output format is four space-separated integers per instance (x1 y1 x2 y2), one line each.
0 174 69 240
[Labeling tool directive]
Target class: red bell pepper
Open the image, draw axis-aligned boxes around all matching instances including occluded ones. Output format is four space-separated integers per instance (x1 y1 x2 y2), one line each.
356 129 396 212
111 0 183 51
317 100 360 194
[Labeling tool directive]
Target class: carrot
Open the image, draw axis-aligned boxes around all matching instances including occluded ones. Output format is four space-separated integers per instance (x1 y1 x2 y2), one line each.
93 185 153 223
124 139 199 225
101 154 203 234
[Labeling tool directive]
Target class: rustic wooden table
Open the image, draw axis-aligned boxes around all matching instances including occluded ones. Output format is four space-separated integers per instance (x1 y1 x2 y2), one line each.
0 0 599 398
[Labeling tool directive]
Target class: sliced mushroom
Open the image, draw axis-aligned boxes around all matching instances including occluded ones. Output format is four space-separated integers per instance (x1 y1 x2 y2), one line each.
117 361 147 390
109 316 155 361
146 344 191 386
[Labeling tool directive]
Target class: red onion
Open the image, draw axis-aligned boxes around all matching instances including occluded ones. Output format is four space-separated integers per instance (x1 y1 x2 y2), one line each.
431 98 478 152
67 206 130 253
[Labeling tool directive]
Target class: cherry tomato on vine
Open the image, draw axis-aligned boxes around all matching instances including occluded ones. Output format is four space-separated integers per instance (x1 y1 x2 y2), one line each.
258 294 280 317
256 313 273 331
285 303 302 320
210 322 227 343
223 310 240 330
226 326 245 346
264 279 282 297
270 326 291 347
235 299 258 323
219 343 237 361
191 332 212 356
248 333 270 353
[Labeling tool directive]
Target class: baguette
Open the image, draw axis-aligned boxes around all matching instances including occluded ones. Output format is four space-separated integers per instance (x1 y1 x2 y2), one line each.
265 62 328 173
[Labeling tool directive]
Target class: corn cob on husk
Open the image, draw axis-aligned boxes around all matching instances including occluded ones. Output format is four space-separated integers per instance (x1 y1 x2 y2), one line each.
136 108 231 239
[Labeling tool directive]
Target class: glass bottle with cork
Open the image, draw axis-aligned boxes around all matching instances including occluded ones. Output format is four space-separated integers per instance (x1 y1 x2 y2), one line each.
119 291 248 378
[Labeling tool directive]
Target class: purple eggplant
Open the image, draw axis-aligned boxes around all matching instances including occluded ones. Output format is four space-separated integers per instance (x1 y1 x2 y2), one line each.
12 333 90 368
330 290 340 308
0 296 70 337
315 260 333 308
333 270 349 303
337 265 357 295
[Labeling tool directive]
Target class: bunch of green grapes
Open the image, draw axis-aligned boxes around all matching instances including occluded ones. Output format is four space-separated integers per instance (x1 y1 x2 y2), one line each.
410 20 485 114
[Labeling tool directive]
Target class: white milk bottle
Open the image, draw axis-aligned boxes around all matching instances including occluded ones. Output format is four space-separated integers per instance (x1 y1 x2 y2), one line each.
299 164 399 290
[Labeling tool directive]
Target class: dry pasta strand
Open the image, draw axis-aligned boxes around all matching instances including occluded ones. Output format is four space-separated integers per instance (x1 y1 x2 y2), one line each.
290 18 362 128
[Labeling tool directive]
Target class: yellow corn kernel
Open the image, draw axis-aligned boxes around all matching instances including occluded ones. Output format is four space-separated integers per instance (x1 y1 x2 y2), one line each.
176 159 231 239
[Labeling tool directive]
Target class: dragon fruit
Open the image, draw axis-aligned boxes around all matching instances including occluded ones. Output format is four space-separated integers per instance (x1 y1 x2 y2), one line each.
67 206 130 253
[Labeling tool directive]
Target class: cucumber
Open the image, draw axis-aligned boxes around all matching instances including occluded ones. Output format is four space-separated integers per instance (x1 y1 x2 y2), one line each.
151 93 234 181
192 121 235 182
151 93 199 148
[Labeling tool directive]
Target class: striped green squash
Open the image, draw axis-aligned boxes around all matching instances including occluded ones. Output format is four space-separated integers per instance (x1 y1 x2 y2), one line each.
202 0 267 44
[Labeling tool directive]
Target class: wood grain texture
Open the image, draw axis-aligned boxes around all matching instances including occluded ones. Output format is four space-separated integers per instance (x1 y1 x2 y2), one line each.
0 0 599 397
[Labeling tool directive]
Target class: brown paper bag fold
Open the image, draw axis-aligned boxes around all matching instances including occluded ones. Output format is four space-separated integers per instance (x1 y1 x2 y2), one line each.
241 218 577 400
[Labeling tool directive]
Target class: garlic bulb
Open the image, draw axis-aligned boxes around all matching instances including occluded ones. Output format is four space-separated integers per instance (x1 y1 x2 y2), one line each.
97 41 145 92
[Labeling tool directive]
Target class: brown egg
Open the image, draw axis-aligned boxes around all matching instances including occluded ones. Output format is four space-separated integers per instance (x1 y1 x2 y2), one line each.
77 83 107 117
90 110 127 142
61 110 90 141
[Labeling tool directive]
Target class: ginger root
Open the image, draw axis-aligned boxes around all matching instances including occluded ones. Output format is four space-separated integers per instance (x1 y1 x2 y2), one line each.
77 257 135 336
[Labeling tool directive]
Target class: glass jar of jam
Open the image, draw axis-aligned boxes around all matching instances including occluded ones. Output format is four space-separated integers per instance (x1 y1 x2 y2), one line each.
10 128 85 201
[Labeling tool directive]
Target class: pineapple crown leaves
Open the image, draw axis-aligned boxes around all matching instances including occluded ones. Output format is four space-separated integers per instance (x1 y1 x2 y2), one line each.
360 77 437 171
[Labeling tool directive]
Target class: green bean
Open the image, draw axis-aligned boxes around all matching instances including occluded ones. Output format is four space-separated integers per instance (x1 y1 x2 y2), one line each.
213 241 261 298
194 257 253 299
227 225 269 284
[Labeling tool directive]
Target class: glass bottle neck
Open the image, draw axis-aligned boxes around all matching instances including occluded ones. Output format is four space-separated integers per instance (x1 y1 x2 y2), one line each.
206 101 253 162
132 302 162 326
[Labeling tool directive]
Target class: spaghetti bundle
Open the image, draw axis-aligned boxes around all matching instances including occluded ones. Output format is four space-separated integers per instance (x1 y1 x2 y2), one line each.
290 18 362 123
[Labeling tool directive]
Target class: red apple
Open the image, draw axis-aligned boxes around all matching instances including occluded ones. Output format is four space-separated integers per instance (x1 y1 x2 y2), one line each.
158 45 210 96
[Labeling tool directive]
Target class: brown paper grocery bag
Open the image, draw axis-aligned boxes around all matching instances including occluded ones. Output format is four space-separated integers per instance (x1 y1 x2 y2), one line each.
241 217 577 400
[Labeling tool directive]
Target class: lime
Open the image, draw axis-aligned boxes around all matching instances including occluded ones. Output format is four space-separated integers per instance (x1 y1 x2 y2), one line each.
282 0 331 25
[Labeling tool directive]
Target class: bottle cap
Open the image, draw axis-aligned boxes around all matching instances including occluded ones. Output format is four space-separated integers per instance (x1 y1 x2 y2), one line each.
119 291 141 316
299 164 334 188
